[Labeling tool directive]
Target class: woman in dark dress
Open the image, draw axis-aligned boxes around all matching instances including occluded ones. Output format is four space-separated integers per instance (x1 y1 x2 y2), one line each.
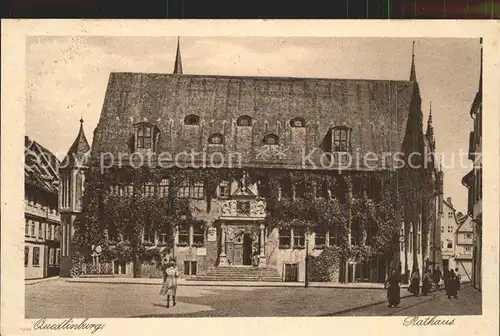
409 269 421 296
421 268 432 296
386 269 401 308
446 269 458 299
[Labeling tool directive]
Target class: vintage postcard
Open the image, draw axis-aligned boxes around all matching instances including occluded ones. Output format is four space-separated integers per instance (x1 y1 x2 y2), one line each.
1 19 499 336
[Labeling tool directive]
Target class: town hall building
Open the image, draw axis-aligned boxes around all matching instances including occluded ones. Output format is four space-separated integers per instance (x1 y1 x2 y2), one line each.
59 39 440 283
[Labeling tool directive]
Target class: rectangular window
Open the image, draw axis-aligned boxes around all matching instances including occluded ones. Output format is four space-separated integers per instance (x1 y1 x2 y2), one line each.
38 222 44 239
25 220 29 236
54 226 60 241
24 246 29 266
192 181 204 200
32 246 40 267
447 240 453 249
219 180 230 198
295 182 306 199
329 227 338 246
30 221 36 237
49 248 55 266
143 225 155 244
448 212 453 218
183 261 198 276
333 128 349 152
177 181 191 198
441 226 444 233
178 224 189 245
280 181 293 199
158 179 169 197
465 245 472 252
158 232 168 245
279 228 291 248
49 225 54 240
315 179 328 198
293 227 305 248
143 182 155 197
137 126 152 149
56 249 61 265
314 229 326 248
192 223 205 246
190 261 197 276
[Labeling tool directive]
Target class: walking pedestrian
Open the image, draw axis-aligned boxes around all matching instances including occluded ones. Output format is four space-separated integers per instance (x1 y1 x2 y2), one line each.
408 268 421 296
455 268 462 290
446 269 459 299
421 268 432 296
386 269 401 308
433 266 442 289
159 259 180 308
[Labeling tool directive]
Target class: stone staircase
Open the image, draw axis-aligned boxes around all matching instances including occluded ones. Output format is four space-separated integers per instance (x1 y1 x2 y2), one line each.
186 266 282 282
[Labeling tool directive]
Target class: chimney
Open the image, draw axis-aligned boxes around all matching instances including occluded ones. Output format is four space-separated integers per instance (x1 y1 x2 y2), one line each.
446 197 452 205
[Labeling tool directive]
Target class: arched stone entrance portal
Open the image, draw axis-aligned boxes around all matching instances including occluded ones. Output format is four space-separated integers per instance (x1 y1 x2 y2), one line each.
219 222 266 267
227 227 258 266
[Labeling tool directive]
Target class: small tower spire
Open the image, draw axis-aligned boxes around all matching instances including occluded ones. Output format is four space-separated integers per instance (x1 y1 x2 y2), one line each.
426 101 435 151
479 37 483 93
173 37 183 75
410 40 416 81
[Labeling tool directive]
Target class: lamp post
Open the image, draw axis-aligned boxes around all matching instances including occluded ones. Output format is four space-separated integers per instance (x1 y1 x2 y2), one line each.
305 228 309 288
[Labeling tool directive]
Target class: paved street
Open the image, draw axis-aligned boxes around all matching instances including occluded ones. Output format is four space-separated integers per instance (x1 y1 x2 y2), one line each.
27 279 391 318
336 284 481 316
26 279 480 318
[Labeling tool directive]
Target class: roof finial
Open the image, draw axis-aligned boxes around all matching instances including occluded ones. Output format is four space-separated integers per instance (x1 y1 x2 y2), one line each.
410 41 417 81
173 36 183 74
80 111 84 124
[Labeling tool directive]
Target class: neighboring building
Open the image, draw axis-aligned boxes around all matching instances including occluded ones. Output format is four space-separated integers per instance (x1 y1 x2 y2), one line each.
440 197 459 276
462 38 482 291
24 136 61 279
454 212 474 280
439 197 473 280
62 40 437 282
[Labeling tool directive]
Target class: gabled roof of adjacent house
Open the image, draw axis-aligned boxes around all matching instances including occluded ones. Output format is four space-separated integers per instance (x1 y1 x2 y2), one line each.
91 73 416 170
25 136 60 194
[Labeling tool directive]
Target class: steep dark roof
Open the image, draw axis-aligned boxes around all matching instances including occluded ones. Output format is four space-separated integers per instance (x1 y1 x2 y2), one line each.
25 136 60 194
92 73 416 170
62 119 91 167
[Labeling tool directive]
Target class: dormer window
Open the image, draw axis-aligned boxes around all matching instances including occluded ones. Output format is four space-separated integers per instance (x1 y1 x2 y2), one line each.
263 133 279 145
133 122 159 151
290 117 306 128
208 133 224 145
184 114 200 126
237 115 252 127
332 126 351 152
137 125 152 149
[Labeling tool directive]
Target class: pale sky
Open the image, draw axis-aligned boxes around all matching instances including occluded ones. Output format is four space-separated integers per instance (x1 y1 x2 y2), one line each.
25 36 481 213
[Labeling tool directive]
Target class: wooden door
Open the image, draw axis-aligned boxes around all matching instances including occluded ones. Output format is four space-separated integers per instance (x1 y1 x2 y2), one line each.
233 243 243 265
